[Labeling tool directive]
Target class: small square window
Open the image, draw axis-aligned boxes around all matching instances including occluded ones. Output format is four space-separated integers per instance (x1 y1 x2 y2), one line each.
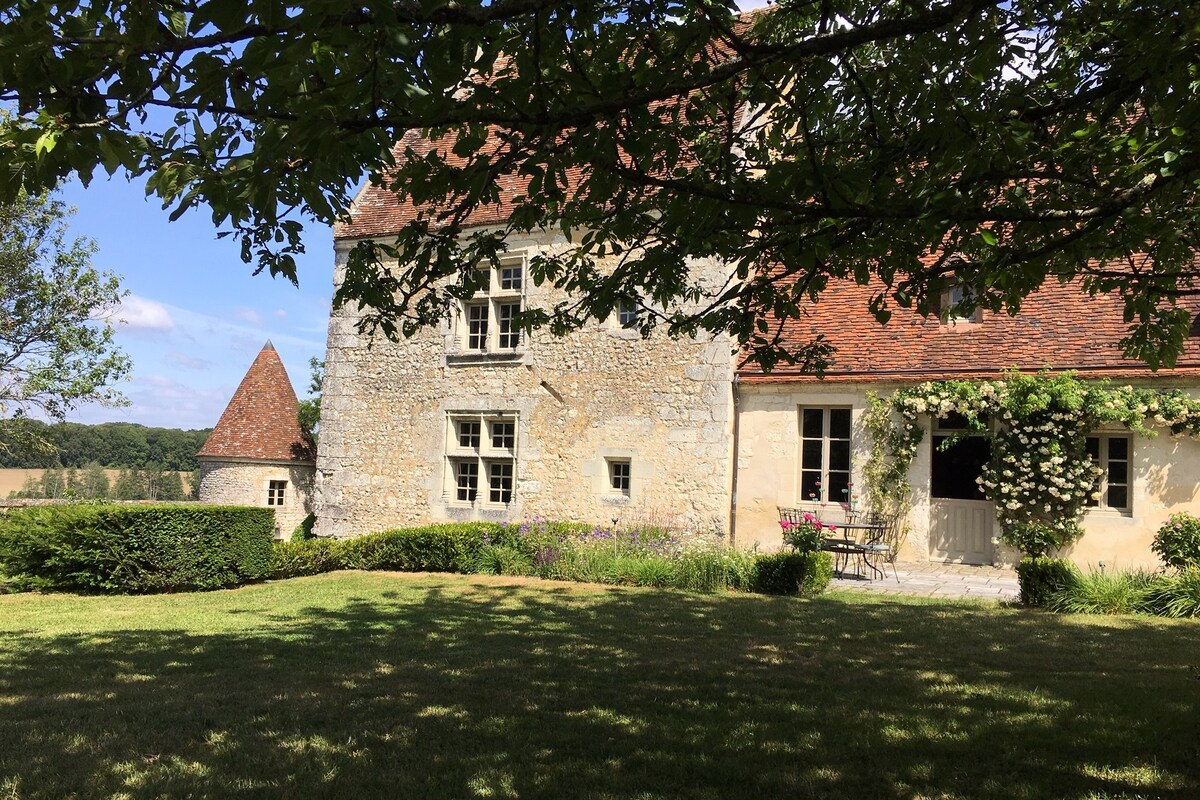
488 461 514 504
499 262 523 290
618 300 639 327
267 480 287 506
457 420 481 449
454 461 479 502
491 420 515 449
608 460 631 495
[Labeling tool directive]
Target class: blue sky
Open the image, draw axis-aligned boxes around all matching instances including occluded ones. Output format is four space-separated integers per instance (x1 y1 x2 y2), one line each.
59 176 333 430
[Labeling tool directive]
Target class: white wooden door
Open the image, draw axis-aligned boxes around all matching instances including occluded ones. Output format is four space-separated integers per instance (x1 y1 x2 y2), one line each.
929 499 995 565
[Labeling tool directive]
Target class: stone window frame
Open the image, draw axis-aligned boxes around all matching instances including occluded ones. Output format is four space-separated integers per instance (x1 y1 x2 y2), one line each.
797 406 852 504
1085 434 1132 513
607 458 632 496
267 479 287 506
590 447 647 505
453 255 527 357
445 411 519 507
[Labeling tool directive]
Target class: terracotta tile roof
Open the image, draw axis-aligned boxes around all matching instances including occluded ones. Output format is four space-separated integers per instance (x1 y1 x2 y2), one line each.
334 128 568 239
739 280 1200 384
335 13 761 241
197 341 316 462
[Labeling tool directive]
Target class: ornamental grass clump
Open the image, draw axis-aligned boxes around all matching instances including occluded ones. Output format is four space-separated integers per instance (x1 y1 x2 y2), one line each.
1142 569 1200 618
469 517 763 594
1048 568 1157 616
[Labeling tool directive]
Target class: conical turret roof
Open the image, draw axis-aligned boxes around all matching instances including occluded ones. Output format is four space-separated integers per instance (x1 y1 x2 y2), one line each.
197 341 316 463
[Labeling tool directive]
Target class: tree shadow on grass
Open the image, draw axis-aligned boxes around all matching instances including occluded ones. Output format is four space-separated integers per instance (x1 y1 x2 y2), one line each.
1 575 1198 799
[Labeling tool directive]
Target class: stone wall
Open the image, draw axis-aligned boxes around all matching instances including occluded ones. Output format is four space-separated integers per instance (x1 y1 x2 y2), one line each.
198 459 315 537
315 230 736 539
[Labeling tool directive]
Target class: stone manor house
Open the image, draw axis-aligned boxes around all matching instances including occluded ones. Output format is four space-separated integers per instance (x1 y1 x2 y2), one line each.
201 165 1200 572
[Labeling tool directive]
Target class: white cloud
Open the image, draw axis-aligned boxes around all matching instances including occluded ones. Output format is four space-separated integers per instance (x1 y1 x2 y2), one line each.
115 295 175 331
164 351 213 371
274 308 288 319
234 306 265 326
70 375 235 429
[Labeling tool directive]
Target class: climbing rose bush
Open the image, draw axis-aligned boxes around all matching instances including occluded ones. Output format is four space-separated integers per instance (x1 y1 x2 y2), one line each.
870 371 1200 556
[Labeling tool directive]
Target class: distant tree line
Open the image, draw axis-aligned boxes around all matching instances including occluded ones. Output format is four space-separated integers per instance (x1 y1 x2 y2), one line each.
9 464 197 501
0 421 210 471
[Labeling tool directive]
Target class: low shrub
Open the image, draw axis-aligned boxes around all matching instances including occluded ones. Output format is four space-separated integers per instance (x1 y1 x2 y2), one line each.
271 539 346 579
0 505 274 593
341 523 496 572
753 551 834 596
1141 569 1200 618
1152 513 1200 571
290 513 317 542
1016 557 1078 608
1049 568 1156 616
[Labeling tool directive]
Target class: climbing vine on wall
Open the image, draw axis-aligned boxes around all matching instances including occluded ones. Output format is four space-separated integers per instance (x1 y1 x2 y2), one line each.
864 371 1200 556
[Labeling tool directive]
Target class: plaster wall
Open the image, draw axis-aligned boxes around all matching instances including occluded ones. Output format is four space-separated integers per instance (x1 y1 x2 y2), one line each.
315 230 736 539
734 382 1200 568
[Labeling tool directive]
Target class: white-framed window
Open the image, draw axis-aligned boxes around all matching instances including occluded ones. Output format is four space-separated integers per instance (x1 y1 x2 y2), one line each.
447 412 518 506
458 256 526 353
798 407 851 503
1086 435 1131 511
607 459 632 496
267 480 287 506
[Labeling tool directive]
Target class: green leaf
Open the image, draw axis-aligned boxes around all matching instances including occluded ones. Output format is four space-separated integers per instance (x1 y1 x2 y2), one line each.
34 131 57 157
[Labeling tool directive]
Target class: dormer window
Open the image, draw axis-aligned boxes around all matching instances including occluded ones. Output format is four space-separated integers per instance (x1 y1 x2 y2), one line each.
936 276 982 324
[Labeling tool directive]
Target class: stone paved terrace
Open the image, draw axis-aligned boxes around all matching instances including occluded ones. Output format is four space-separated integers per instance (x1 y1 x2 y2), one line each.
830 561 1021 601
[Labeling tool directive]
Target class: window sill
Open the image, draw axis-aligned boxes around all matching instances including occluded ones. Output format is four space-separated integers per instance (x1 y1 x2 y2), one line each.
601 494 632 505
1084 507 1133 519
445 351 526 367
446 499 514 509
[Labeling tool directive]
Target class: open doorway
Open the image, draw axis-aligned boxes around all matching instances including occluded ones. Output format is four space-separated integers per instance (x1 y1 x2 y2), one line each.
928 415 996 564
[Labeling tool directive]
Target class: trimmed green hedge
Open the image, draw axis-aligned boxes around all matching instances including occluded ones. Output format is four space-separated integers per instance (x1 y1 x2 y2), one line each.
340 523 497 572
0 505 274 593
1016 556 1079 608
752 551 834 596
271 538 347 579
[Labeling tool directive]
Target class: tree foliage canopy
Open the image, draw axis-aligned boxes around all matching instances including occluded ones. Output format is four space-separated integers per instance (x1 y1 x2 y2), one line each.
2 0 1198 369
0 190 130 453
0 421 211 471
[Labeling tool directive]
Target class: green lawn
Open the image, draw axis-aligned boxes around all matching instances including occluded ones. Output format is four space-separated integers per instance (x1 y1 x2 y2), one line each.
1 573 1197 799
